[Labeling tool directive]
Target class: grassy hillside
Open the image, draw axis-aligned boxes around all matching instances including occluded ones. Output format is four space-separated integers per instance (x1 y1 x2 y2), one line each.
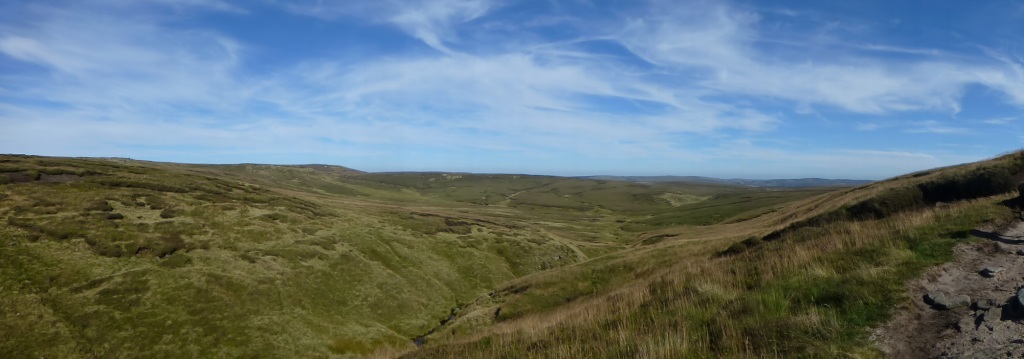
13 151 1016 358
0 155 828 358
401 151 1024 358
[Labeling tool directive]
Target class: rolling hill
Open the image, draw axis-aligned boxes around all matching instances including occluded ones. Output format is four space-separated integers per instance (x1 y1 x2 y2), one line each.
405 152 1024 358
2 152 1022 358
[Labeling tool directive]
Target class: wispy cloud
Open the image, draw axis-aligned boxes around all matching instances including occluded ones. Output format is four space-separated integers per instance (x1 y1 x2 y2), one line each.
983 116 1018 125
856 123 882 131
279 0 494 54
0 1 777 164
851 43 945 56
905 120 970 134
0 5 243 108
612 3 1024 115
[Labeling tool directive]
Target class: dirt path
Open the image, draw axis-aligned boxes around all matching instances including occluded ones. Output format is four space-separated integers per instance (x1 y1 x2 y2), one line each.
872 221 1024 358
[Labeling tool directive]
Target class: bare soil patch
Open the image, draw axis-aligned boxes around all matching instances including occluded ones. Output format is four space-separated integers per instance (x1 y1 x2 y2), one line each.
873 221 1024 358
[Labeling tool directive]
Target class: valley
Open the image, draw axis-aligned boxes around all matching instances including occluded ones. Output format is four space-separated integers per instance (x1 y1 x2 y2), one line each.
0 155 827 358
2 152 1024 358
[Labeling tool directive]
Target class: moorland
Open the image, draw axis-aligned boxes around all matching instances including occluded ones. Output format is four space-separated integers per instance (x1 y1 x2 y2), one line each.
2 152 1023 358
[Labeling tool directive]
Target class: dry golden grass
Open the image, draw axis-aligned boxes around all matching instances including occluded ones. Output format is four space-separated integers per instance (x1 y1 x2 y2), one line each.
404 197 1012 358
401 150 1024 358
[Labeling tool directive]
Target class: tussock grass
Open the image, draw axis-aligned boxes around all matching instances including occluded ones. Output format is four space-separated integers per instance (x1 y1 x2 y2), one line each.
406 198 1011 358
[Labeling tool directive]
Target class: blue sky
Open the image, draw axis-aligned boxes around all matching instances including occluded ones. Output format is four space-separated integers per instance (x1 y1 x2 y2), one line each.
1 0 1023 179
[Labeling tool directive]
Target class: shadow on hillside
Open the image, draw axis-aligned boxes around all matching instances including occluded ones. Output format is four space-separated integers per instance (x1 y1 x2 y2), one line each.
969 229 1024 245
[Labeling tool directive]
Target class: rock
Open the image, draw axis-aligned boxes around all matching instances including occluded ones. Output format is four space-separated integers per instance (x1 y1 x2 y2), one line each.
957 315 976 332
948 294 971 309
1017 248 1024 256
976 298 999 310
1017 288 1024 308
925 291 970 309
982 266 1004 277
927 291 948 307
983 308 1001 323
927 291 969 309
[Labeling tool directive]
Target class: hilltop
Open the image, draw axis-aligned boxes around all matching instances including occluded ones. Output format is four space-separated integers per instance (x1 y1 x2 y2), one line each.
2 152 1023 358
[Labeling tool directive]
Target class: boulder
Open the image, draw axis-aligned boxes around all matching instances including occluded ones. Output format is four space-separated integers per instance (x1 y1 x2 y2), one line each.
926 291 948 307
1017 248 1024 256
1017 288 1024 308
983 308 1001 323
976 298 999 310
926 291 970 309
948 294 971 309
957 315 975 332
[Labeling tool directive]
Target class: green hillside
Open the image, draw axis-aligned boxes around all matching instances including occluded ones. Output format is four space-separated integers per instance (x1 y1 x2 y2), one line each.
404 151 1024 358
0 155 824 358
9 152 1017 358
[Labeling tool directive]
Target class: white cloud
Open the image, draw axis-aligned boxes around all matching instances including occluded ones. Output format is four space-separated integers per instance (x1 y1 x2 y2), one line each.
263 52 779 157
612 2 1024 114
0 7 243 110
856 123 882 131
388 0 492 54
693 140 970 179
280 0 494 54
111 0 246 13
982 116 1017 125
905 120 969 134
851 43 944 56
0 2 778 166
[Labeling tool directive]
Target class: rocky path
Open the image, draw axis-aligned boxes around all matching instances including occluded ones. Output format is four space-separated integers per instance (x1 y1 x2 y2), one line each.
873 221 1024 358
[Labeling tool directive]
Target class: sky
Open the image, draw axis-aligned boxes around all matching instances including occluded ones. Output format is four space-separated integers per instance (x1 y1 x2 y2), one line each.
1 0 1024 179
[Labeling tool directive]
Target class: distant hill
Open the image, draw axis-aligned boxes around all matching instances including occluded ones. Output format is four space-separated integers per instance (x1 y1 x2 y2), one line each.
579 175 873 188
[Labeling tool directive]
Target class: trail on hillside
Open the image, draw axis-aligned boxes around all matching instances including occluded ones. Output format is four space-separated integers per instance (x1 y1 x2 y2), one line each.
873 221 1024 358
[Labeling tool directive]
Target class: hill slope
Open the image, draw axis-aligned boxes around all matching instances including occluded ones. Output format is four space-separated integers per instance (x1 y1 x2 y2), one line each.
0 155 828 358
6 152 1016 358
0 157 579 357
401 151 1024 358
